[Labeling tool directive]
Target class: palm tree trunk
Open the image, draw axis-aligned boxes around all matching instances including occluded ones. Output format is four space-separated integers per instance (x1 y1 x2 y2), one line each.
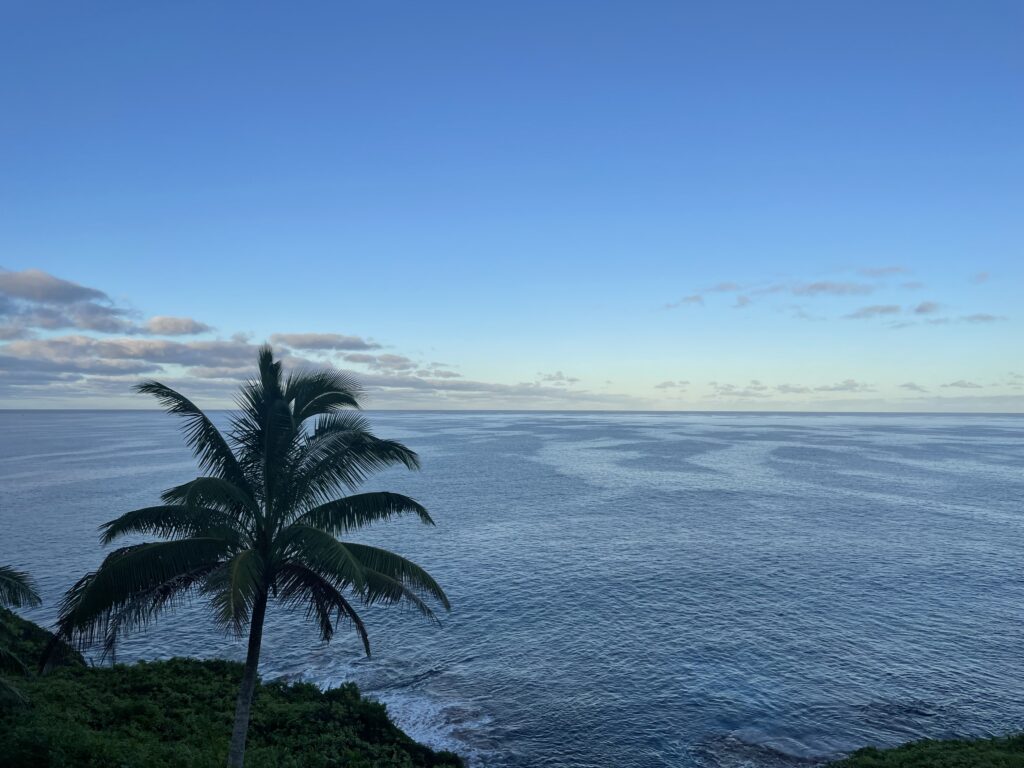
226 591 268 768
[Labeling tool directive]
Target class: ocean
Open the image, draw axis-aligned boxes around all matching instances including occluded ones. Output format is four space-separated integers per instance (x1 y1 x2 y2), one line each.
1 410 1022 767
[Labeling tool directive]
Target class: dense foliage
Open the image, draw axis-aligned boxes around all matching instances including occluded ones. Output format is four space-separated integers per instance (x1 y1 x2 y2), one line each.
0 610 462 768
828 734 1024 767
0 568 43 702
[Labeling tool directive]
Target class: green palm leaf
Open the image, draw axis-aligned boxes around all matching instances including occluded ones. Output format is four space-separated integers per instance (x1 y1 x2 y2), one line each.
276 563 370 653
341 543 450 611
56 538 231 647
134 381 251 493
285 369 363 423
279 525 366 589
0 565 41 609
99 505 243 545
205 550 264 635
294 492 434 533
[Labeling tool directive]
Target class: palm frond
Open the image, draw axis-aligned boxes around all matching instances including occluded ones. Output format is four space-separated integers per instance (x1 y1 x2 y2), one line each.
276 563 370 653
99 563 218 661
134 381 251 493
294 492 434 533
285 369 363 424
278 525 366 589
161 477 259 518
204 550 264 636
293 421 420 507
54 538 231 649
360 569 440 626
0 565 41 609
99 505 244 546
341 543 450 611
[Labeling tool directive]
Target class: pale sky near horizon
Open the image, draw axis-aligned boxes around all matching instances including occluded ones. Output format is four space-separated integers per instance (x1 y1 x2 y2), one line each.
1 2 1021 411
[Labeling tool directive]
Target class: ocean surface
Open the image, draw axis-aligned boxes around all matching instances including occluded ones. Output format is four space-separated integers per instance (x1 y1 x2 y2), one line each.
1 410 1022 767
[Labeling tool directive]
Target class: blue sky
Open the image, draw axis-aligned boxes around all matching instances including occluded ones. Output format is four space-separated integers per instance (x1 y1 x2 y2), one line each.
1 2 1021 410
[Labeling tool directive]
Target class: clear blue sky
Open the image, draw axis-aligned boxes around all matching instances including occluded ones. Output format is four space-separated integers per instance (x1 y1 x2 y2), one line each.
1 2 1021 409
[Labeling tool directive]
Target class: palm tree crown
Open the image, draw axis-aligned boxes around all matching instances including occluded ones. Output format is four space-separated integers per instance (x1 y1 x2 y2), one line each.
52 346 450 766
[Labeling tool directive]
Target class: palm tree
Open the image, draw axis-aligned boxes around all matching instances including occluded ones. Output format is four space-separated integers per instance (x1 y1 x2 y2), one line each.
0 565 42 703
51 346 450 767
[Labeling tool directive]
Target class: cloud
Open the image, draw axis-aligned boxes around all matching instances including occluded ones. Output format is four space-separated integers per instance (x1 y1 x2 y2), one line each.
913 301 941 315
859 266 908 277
538 371 580 386
961 313 1002 324
0 269 107 304
901 281 925 290
654 380 689 390
733 295 752 309
269 333 380 351
971 272 990 284
708 282 741 293
900 382 928 392
708 380 770 398
845 304 900 319
0 268 135 335
776 383 811 394
791 281 875 297
663 294 703 309
815 379 873 393
1 335 263 369
145 316 214 335
341 352 416 371
941 380 983 389
0 268 219 337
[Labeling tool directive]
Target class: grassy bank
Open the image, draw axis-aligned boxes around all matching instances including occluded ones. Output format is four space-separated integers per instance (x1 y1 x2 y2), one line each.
0 609 463 768
827 734 1024 767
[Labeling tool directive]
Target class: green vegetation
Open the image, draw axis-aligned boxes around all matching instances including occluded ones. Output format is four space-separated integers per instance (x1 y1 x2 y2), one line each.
0 565 43 703
828 734 1024 767
0 608 462 768
50 347 450 767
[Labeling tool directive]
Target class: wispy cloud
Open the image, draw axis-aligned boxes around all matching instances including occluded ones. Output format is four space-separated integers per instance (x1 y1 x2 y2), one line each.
913 301 941 315
971 271 990 284
845 304 900 319
734 295 752 309
859 266 908 277
900 382 928 392
663 294 703 309
538 370 580 386
792 281 875 297
815 379 873 393
269 332 380 351
654 379 689 390
941 380 983 389
708 380 770 398
961 313 1002 324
